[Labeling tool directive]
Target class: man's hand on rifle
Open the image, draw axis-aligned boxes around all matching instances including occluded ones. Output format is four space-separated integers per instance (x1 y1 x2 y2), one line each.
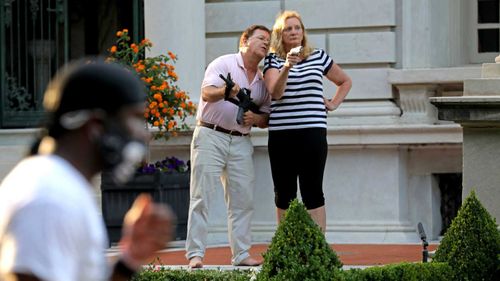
225 83 240 100
242 111 256 126
219 73 240 100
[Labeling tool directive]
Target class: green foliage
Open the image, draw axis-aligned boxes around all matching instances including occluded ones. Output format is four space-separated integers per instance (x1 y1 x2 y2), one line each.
130 262 453 281
339 262 453 281
257 199 342 281
132 266 254 281
433 190 500 281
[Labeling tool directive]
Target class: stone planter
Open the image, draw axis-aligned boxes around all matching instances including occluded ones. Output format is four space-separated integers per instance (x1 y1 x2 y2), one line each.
101 171 190 244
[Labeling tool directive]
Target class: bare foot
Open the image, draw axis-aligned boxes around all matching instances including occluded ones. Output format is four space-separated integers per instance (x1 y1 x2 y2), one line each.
188 256 203 268
235 256 263 266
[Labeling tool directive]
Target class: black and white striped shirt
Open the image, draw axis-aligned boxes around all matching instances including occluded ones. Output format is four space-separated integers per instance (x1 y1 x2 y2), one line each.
263 49 334 131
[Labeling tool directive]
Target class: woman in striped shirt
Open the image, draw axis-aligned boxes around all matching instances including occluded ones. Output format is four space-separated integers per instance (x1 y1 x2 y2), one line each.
263 10 352 233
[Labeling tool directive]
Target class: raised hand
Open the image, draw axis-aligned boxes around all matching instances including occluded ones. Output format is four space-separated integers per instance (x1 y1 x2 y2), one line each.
119 193 175 269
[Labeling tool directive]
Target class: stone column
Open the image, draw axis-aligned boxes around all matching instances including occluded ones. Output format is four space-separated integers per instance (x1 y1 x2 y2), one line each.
144 0 205 103
431 60 500 223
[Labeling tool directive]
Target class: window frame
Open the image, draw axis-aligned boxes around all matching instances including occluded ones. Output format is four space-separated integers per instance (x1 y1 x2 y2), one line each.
469 0 500 63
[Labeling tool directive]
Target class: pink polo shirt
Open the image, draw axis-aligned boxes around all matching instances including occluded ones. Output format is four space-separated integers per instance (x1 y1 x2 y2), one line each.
197 52 271 134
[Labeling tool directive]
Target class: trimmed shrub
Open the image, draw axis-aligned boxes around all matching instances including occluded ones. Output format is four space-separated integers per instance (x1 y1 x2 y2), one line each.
130 262 453 281
339 262 453 281
257 199 342 281
433 190 500 280
132 267 254 281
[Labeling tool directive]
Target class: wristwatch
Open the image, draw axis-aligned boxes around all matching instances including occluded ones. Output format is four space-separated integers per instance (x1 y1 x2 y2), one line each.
114 259 137 279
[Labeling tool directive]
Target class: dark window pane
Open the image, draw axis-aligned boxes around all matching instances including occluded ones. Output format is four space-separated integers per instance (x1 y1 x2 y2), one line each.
478 29 499 52
478 0 499 23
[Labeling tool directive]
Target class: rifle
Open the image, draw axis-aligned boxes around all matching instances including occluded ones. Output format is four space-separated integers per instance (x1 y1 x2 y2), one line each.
218 73 262 125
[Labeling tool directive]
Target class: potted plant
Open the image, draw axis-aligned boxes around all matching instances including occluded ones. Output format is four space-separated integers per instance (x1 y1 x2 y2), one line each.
101 29 196 244
106 29 196 140
101 157 190 244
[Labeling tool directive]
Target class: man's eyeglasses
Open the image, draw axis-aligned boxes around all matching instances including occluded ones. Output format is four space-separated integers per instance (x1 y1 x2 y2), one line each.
249 36 270 44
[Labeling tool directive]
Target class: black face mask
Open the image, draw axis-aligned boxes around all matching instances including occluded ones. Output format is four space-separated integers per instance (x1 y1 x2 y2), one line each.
98 120 146 185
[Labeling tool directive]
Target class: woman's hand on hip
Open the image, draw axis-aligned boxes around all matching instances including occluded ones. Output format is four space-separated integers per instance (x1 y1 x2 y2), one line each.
324 97 339 111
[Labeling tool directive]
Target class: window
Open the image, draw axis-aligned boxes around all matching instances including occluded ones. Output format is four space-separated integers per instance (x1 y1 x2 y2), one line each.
0 0 144 128
436 173 462 236
470 0 500 63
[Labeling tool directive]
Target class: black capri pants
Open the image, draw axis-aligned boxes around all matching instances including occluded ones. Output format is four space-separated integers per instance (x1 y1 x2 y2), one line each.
268 127 327 210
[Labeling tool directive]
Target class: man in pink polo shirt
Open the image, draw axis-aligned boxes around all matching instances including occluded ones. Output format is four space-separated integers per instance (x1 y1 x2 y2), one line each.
186 25 271 268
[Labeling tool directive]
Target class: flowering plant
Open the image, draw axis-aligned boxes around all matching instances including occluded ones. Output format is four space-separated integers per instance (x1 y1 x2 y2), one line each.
107 29 196 139
138 156 189 174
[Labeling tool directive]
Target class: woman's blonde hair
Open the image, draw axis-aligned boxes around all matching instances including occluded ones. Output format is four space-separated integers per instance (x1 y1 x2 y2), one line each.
270 10 314 59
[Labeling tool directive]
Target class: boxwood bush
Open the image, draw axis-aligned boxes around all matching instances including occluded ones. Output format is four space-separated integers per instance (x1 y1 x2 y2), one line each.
131 262 453 281
433 190 500 281
132 267 254 281
339 262 453 281
257 199 342 281
130 191 500 280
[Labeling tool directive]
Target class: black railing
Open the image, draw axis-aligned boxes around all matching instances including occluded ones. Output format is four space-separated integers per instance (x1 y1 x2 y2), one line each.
0 0 68 128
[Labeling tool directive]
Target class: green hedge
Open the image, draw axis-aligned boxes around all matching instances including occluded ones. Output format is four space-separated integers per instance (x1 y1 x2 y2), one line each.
130 192 500 280
132 267 255 281
131 262 453 281
338 262 453 281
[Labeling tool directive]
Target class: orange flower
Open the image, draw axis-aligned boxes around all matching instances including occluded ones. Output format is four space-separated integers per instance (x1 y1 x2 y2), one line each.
135 64 145 72
168 71 178 80
107 29 196 140
131 44 139 53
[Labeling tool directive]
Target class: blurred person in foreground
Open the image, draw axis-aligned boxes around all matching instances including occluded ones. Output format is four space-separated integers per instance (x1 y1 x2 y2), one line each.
0 60 174 281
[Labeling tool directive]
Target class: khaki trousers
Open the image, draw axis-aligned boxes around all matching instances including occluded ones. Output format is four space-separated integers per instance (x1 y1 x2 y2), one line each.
185 126 255 265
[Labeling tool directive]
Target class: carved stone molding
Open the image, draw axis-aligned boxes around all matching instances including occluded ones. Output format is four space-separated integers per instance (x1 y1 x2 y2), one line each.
395 85 438 124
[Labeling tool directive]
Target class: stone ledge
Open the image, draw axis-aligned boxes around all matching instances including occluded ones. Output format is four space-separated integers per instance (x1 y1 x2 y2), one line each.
251 124 462 146
148 124 462 148
431 96 500 104
208 221 419 244
430 96 500 126
0 128 40 145
464 79 500 96
388 66 481 85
